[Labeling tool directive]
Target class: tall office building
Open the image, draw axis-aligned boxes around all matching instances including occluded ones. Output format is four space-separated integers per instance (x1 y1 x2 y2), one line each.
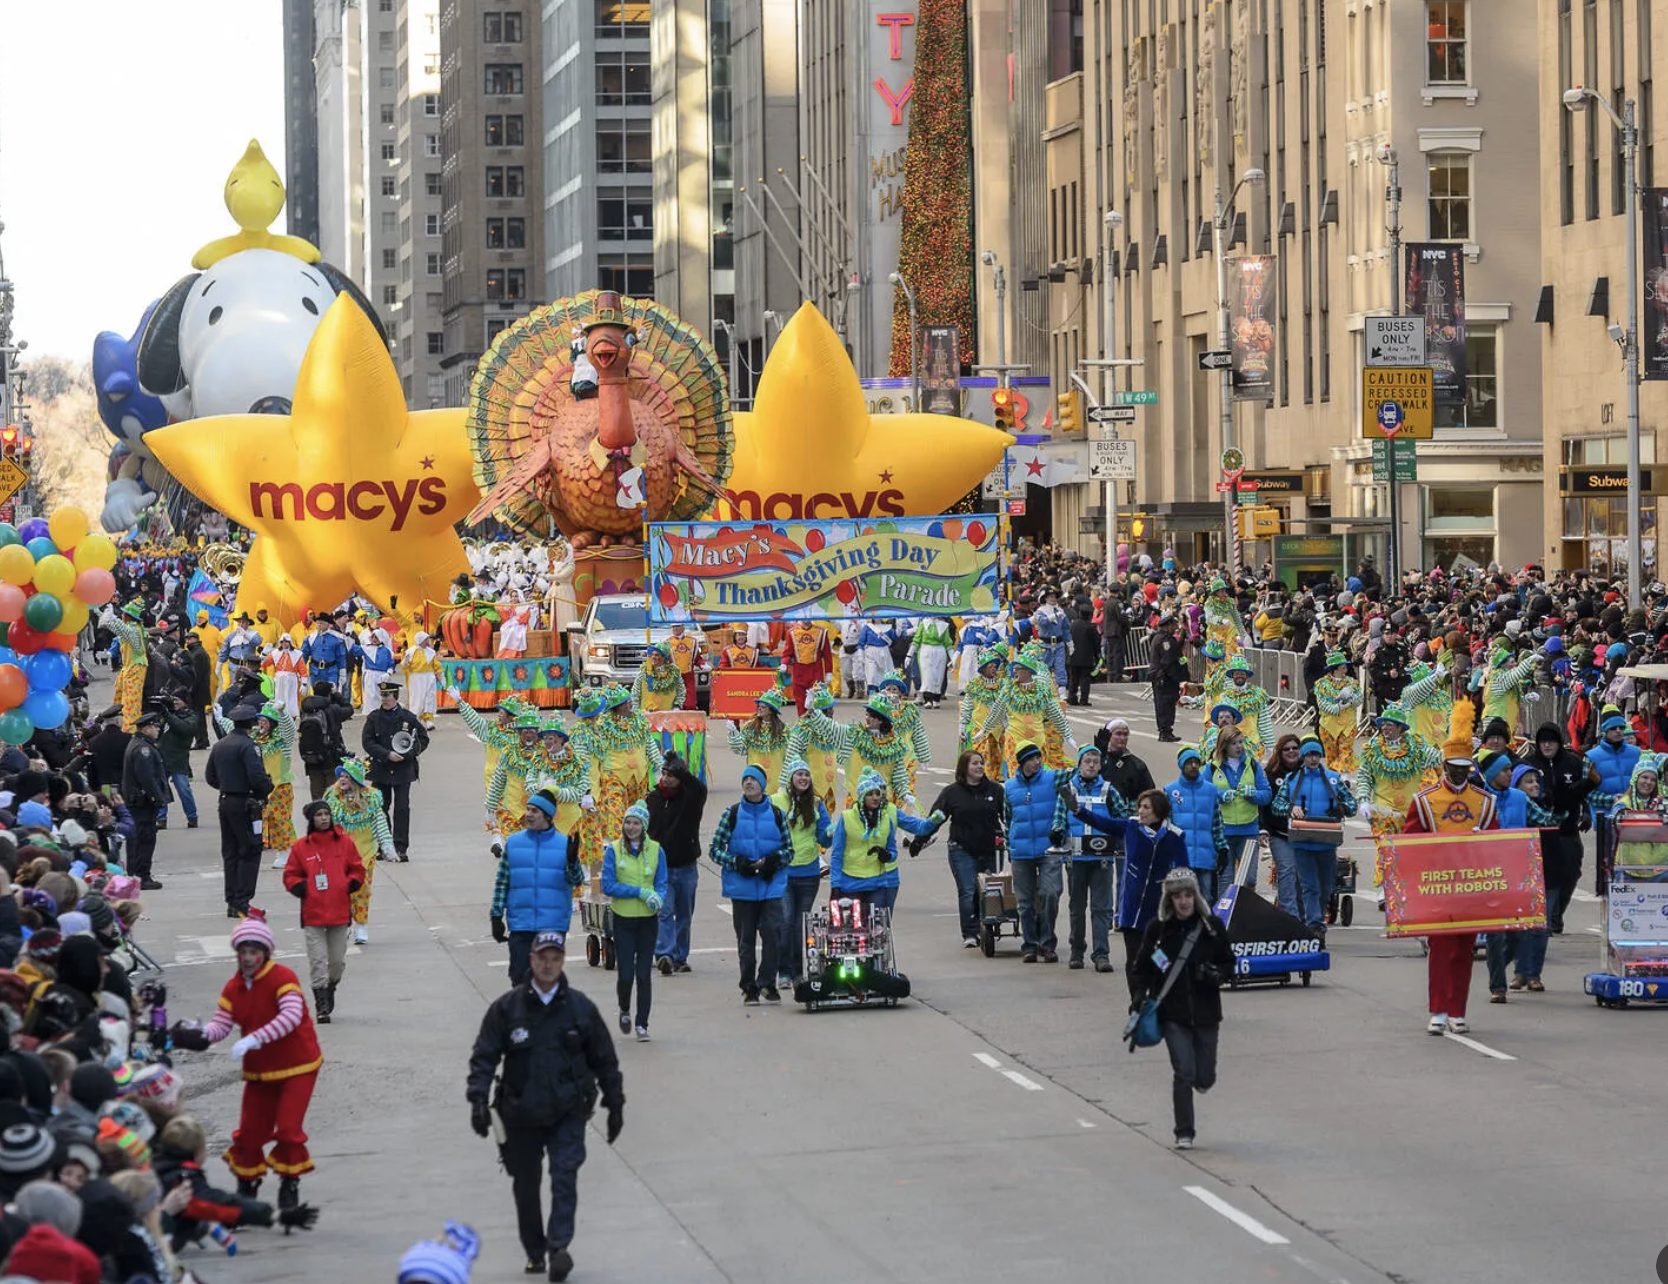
395 0 446 407
282 0 320 247
363 0 402 351
313 0 366 284
438 1 545 407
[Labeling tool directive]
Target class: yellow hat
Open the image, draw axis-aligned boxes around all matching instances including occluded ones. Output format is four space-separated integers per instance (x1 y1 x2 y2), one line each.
1442 697 1477 764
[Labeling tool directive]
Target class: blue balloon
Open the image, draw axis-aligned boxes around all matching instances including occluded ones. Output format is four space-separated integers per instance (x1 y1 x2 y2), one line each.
23 650 70 693
24 537 55 562
927 521 945 538
21 689 67 730
0 525 18 548
0 647 17 668
16 519 47 544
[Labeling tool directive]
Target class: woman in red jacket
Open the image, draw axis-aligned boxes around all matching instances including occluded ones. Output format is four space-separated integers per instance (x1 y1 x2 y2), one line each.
282 800 366 1023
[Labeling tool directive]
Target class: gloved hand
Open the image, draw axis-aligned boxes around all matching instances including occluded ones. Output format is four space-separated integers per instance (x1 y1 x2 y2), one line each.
446 686 463 701
732 855 758 878
866 846 890 869
483 811 497 833
490 915 508 943
642 890 664 913
1434 663 1448 678
565 859 586 888
606 1103 624 1144
168 1022 210 1052
757 853 780 880
470 1099 492 1138
1356 801 1372 821
230 1036 258 1061
381 844 398 863
580 794 596 812
279 1204 320 1233
928 809 946 825
1049 830 1068 849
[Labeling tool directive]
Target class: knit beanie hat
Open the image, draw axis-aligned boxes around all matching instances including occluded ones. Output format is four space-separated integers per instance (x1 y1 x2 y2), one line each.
2 1223 100 1284
13 1180 83 1237
67 1063 117 1113
623 801 650 828
0 1124 54 1178
95 1117 151 1170
398 1222 482 1284
229 907 275 953
854 768 887 801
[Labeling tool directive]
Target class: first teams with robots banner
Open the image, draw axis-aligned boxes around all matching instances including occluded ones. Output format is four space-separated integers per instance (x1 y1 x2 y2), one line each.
647 515 1002 622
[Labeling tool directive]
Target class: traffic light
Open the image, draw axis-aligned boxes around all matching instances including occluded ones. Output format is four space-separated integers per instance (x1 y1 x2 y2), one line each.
992 387 1016 432
1129 516 1146 540
0 426 16 461
1237 506 1280 539
1056 389 1082 436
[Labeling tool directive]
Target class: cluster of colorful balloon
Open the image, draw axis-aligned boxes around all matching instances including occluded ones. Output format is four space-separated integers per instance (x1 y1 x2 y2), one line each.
0 507 114 740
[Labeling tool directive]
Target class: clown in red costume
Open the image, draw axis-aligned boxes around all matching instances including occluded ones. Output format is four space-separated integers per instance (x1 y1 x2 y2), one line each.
171 910 323 1209
784 621 834 714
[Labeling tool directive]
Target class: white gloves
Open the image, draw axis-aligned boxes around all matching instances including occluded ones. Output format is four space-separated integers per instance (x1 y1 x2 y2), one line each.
1434 662 1448 678
230 1036 258 1061
447 686 462 700
579 794 595 812
1524 690 1542 703
381 844 399 862
1356 801 1372 820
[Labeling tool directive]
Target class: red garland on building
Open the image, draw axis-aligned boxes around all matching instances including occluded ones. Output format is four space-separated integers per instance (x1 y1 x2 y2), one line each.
889 0 975 379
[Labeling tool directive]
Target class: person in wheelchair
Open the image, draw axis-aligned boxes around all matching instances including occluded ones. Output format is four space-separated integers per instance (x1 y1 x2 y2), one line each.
827 769 940 917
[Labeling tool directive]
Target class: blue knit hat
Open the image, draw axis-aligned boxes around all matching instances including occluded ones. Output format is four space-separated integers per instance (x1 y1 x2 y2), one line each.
1176 745 1202 767
624 801 650 827
1298 738 1324 757
398 1222 480 1284
741 765 769 791
1601 714 1632 734
855 767 888 799
782 757 811 781
1014 741 1044 766
1209 702 1242 725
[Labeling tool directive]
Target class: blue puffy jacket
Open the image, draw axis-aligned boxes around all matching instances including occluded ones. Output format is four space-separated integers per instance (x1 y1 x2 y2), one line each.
502 827 575 934
1272 766 1353 850
716 797 792 901
1587 738 1641 810
1489 783 1530 829
1163 773 1223 872
1005 768 1064 861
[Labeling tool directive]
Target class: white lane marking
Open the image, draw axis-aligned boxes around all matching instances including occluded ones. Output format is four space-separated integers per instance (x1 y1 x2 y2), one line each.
1076 1118 1097 1129
716 900 733 917
972 1052 1002 1069
1443 1031 1516 1061
1183 1186 1291 1245
1001 1070 1044 1092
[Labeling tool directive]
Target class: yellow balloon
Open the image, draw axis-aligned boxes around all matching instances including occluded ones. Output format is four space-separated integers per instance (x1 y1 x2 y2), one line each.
145 298 475 630
72 536 118 573
47 507 88 551
0 546 34 587
32 554 74 597
57 598 89 634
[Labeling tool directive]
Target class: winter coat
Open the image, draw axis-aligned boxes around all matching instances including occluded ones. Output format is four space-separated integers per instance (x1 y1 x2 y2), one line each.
1064 772 1125 858
1004 767 1067 860
928 778 1006 860
502 826 576 934
1116 820 1186 930
1164 773 1224 871
282 825 368 927
711 796 793 900
1204 757 1272 836
1522 723 1593 835
1133 911 1235 1027
646 759 708 868
1272 765 1356 848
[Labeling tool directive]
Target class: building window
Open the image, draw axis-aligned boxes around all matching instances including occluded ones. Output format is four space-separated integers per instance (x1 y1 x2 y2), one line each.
379 103 395 125
487 218 506 248
485 318 511 347
425 213 440 236
381 211 399 235
597 259 654 297
426 253 442 276
1427 153 1471 240
382 285 399 307
484 11 523 42
1559 0 1575 224
598 121 652 173
423 93 439 116
381 176 397 197
379 66 396 90
427 332 445 355
426 171 443 197
382 248 398 270
1586 0 1600 220
484 63 523 95
486 269 527 300
486 218 528 250
484 115 524 147
596 0 650 37
598 190 652 240
378 0 392 9
423 133 441 158
424 53 440 75
1426 2 1467 83
378 30 395 52
486 167 504 196
1465 325 1498 428
1423 486 1495 573
596 52 651 106
485 166 526 198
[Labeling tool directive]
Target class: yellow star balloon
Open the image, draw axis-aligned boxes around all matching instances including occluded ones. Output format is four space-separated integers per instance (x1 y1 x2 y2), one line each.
722 304 1012 520
146 297 477 629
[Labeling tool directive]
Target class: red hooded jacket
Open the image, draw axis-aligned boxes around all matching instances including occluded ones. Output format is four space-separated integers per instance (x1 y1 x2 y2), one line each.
281 825 367 927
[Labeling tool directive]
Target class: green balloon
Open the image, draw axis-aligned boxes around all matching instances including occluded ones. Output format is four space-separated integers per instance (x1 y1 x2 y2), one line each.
22 593 62 633
0 709 29 743
0 525 18 548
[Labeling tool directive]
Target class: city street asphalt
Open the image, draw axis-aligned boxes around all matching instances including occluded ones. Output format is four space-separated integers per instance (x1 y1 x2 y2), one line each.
132 676 1665 1284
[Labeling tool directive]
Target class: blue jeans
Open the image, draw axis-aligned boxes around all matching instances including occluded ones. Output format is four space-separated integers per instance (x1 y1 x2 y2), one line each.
1011 857 1062 953
1222 832 1259 888
1192 866 1220 909
1486 927 1548 988
655 864 699 963
1265 834 1300 918
948 844 993 939
780 875 822 981
161 772 198 824
1292 844 1336 928
1066 860 1114 961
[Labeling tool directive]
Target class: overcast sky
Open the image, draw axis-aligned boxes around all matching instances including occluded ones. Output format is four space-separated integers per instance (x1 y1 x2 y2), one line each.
0 0 287 363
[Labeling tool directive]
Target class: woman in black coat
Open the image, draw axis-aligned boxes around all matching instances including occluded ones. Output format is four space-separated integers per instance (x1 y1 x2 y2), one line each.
1132 867 1235 1150
926 751 1007 947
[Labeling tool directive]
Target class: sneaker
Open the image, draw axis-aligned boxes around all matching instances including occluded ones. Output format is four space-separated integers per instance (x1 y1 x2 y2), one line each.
761 986 781 1003
1447 1018 1470 1034
1021 950 1039 964
963 937 979 949
548 1248 573 1282
187 817 199 829
656 956 672 976
1526 978 1545 992
618 1011 631 1035
140 878 164 891
1068 956 1085 970
524 1259 545 1276
1508 975 1528 991
1174 1136 1194 1150
1427 1014 1448 1035
674 961 692 974
743 991 761 1006
635 1026 650 1042
1094 958 1115 973
1040 949 1059 963
354 926 369 945
776 974 793 991
1489 991 1507 1004
271 855 286 869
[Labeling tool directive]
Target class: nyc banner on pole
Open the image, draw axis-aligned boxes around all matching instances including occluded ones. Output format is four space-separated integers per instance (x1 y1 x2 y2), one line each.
1380 829 1546 937
647 515 1002 622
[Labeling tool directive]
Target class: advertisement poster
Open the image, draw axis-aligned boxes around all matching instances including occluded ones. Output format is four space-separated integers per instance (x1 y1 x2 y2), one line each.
1381 830 1545 937
920 326 962 415
1229 255 1276 401
1605 883 1668 944
647 515 1002 622
708 669 782 719
1404 242 1467 406
1643 189 1668 381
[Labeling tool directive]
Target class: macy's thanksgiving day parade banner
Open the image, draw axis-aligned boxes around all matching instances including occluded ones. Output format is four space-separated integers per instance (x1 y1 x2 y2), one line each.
646 516 1002 622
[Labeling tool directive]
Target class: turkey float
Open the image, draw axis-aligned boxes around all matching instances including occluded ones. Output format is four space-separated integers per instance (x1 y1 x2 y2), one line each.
465 289 734 548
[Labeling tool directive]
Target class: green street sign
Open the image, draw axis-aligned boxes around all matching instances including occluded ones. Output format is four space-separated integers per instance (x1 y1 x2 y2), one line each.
1113 390 1158 406
1371 438 1418 483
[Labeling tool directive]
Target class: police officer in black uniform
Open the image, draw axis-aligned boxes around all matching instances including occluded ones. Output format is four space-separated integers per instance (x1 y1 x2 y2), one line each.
361 680 428 860
119 708 173 890
1148 615 1189 742
204 700 273 917
467 930 624 1283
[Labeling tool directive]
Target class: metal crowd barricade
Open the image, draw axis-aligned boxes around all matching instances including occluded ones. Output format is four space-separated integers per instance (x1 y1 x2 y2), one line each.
1124 627 1154 702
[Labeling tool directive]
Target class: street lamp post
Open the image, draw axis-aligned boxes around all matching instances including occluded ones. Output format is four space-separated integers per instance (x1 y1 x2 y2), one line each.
1565 87 1643 610
1212 165 1265 579
1102 210 1123 588
888 271 919 410
1378 145 1404 587
712 318 739 410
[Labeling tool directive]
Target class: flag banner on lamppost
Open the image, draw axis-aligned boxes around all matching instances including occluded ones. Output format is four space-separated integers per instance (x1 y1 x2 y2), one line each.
920 326 963 414
1229 255 1276 401
1404 242 1467 405
1642 188 1668 381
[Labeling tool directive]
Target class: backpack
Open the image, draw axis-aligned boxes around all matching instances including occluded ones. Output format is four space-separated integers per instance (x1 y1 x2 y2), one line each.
298 706 334 767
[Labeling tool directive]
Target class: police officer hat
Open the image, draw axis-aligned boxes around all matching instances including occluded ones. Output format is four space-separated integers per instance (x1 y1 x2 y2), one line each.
530 930 566 954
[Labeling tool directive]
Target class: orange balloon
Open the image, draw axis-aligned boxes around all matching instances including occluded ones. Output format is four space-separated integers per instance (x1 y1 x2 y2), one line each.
941 519 963 542
0 665 26 709
45 632 78 652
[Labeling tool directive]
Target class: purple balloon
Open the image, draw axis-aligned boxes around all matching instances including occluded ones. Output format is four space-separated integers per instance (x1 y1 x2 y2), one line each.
15 519 48 544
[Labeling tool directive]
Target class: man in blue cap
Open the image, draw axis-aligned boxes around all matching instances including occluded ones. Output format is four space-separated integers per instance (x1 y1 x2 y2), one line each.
1585 707 1641 895
1164 745 1229 906
491 789 586 985
1003 741 1071 962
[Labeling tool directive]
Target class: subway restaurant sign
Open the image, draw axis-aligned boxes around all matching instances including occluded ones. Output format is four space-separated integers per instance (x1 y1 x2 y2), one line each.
647 515 1003 622
1560 466 1666 495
